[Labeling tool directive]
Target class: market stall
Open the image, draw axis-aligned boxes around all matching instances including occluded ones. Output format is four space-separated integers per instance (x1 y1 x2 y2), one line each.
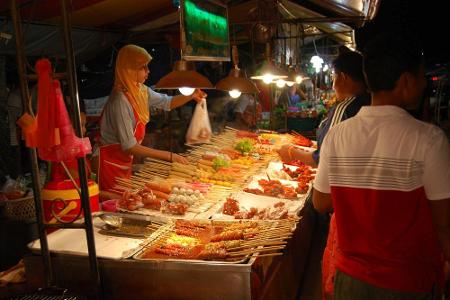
1 1 382 299
23 129 318 300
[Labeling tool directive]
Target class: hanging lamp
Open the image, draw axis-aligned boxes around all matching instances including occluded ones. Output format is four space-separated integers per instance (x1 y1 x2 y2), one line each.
155 60 213 95
216 45 259 98
284 26 296 87
250 43 287 84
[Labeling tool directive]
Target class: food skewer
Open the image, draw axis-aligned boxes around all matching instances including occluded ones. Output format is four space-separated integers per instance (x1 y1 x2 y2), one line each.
228 245 286 257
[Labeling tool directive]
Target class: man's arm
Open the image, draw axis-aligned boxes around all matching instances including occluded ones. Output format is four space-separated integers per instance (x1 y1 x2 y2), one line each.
430 198 450 261
312 188 333 213
423 129 450 260
277 144 317 167
297 87 307 100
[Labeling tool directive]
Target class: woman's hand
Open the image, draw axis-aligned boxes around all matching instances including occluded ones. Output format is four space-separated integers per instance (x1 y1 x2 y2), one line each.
170 153 189 164
192 89 207 103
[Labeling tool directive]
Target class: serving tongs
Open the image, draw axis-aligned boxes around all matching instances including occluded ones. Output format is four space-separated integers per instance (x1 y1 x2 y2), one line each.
98 213 163 238
99 214 123 229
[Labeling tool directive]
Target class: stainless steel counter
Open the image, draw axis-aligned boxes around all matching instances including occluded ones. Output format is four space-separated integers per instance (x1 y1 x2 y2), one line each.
24 205 316 300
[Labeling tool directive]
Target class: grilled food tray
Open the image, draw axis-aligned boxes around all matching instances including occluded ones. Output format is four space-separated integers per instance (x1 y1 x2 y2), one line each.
133 220 268 264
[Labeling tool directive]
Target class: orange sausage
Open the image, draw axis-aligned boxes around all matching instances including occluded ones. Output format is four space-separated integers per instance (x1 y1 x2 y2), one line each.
148 189 170 200
198 159 213 167
145 182 171 194
202 154 216 161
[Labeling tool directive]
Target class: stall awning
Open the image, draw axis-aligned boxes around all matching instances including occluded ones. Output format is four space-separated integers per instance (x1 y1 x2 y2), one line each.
0 0 381 59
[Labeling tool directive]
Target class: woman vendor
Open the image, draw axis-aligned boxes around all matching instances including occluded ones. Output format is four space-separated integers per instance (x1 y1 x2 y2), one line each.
93 44 206 198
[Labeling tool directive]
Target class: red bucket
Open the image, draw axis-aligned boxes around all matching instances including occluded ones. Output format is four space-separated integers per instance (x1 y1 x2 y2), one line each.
41 179 99 223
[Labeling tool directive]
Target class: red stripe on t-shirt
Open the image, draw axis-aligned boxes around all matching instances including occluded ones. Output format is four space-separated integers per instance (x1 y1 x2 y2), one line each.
331 186 444 293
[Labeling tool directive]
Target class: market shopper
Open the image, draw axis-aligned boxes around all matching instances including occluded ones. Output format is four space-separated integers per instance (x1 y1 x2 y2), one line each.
231 93 262 129
313 32 450 299
278 48 370 299
278 47 370 168
93 44 206 197
287 84 308 108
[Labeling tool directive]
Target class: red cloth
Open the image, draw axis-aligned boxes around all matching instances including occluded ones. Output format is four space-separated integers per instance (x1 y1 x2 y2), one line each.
35 58 58 148
21 58 91 161
98 95 146 192
51 159 91 181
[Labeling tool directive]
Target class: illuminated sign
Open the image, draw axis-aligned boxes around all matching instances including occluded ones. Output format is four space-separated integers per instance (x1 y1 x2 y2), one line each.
181 0 230 61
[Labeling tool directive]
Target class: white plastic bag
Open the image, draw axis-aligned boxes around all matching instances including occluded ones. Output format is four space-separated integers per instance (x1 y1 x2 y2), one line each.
186 99 212 145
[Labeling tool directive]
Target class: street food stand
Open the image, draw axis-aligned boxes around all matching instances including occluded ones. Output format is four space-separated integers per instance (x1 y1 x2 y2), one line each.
22 129 317 299
1 1 380 299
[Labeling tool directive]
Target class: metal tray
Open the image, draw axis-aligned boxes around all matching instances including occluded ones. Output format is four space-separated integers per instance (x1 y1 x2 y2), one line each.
98 213 163 239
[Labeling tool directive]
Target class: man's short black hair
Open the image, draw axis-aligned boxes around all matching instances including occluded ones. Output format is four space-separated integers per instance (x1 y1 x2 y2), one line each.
363 32 424 92
332 48 365 83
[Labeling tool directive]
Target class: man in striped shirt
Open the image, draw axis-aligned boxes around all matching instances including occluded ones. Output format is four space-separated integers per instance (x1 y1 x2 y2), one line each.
314 32 450 299
279 48 370 299
277 48 370 167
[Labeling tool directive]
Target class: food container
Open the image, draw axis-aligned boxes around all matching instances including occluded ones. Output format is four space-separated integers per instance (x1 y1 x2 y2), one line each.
102 199 118 212
41 179 99 223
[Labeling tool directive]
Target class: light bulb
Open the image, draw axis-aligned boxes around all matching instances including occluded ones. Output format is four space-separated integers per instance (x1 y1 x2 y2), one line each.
262 73 273 84
178 87 195 96
323 64 329 72
286 81 294 87
276 79 286 88
229 89 241 98
310 55 324 65
295 76 303 84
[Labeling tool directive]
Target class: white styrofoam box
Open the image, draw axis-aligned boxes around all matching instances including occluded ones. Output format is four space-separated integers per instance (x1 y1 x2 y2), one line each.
28 217 146 259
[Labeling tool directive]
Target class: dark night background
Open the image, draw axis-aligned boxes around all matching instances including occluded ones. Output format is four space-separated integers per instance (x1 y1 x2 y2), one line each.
356 0 450 67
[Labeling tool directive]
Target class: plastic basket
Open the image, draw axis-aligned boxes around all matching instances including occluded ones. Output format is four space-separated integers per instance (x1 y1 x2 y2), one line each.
4 196 36 221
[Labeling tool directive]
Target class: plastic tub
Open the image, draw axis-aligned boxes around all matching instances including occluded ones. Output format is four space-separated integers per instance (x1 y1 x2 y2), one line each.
102 199 118 212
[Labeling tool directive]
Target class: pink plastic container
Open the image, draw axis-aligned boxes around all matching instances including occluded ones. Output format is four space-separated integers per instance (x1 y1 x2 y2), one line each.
101 199 118 212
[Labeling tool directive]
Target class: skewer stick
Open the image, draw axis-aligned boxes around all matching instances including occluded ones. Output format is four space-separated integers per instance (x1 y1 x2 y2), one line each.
242 236 288 245
146 157 173 165
225 126 239 132
228 245 285 256
248 233 292 241
227 240 287 251
254 252 284 258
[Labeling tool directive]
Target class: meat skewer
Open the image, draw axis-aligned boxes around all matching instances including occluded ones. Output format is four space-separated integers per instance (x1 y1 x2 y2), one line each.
197 245 286 260
210 228 259 242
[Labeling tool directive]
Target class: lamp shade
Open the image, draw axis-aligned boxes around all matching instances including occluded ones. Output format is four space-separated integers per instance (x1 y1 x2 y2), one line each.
155 60 213 89
250 61 288 82
216 68 259 93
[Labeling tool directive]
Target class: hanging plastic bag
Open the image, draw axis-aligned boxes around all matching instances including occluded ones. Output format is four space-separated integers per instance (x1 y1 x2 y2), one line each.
186 98 212 145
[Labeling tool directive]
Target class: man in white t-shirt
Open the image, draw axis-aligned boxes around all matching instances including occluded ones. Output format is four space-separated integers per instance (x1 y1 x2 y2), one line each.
313 32 450 299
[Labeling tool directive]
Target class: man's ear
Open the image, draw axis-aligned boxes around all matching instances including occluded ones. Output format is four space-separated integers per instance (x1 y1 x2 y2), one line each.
339 72 348 82
396 72 412 100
